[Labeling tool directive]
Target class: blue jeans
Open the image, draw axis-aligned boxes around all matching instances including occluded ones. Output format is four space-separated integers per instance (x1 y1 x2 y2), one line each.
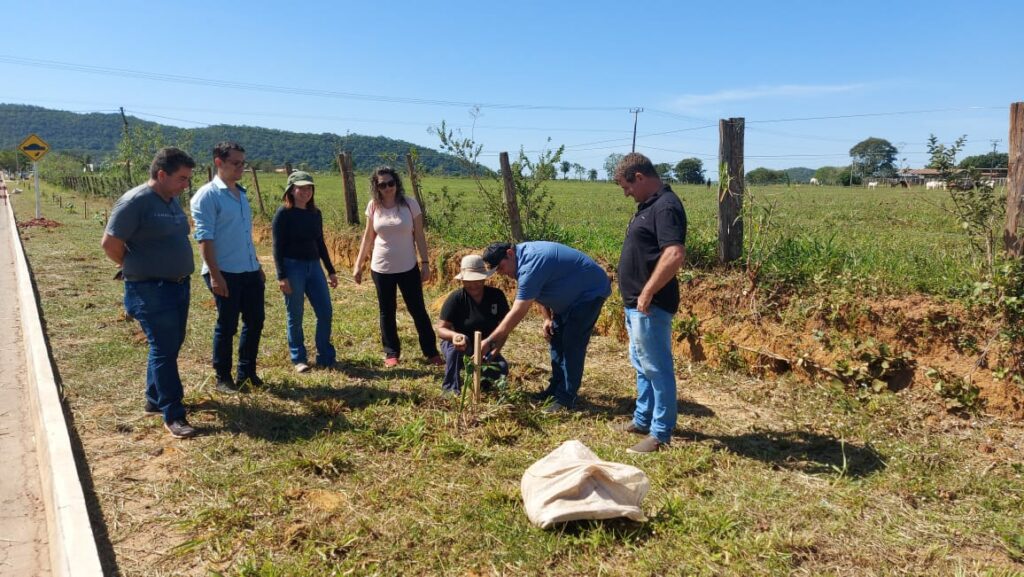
542 297 606 408
282 258 335 366
625 306 677 443
440 338 508 393
123 279 190 423
204 270 265 381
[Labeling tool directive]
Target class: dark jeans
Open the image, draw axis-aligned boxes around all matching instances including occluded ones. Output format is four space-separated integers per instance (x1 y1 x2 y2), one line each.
204 270 265 381
440 338 508 393
371 266 439 359
541 297 606 408
123 279 190 422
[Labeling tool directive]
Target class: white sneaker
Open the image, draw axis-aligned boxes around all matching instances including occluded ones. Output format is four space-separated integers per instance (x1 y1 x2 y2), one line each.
295 362 311 373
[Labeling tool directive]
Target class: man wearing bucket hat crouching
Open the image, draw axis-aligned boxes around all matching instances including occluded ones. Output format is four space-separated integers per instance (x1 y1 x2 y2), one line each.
435 255 511 395
480 241 611 413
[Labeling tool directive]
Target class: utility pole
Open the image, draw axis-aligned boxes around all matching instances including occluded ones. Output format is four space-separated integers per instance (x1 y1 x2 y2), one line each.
630 107 643 152
119 107 132 182
991 139 1002 154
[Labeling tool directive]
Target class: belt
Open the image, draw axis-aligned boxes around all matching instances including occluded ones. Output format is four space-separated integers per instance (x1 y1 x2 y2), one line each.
127 275 190 284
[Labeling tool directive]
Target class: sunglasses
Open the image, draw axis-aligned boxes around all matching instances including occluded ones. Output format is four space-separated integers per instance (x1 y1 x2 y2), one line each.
376 179 397 190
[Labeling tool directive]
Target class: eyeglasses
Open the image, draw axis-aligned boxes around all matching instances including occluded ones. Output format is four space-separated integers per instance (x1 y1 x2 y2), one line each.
376 179 396 190
225 159 247 169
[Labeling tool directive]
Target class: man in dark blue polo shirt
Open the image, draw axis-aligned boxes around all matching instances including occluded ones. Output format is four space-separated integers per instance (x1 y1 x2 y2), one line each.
102 147 197 439
614 153 687 453
480 241 611 412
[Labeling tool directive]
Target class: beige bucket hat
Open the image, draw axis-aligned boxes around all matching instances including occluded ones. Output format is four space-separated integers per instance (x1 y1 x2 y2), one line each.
454 254 494 281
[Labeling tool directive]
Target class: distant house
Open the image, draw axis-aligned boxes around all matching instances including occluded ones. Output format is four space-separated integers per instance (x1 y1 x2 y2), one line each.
900 167 1008 187
899 168 941 185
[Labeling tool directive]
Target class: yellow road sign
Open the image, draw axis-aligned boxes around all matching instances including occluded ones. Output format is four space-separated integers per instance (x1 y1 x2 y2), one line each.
18 134 50 161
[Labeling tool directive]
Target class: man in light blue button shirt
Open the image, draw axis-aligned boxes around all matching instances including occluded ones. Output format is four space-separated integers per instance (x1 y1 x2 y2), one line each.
191 142 265 393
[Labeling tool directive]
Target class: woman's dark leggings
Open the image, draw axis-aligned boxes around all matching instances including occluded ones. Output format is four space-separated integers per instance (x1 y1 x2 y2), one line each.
371 266 439 359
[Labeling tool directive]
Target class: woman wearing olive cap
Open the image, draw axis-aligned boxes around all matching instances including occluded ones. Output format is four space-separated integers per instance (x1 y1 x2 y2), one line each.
272 171 338 372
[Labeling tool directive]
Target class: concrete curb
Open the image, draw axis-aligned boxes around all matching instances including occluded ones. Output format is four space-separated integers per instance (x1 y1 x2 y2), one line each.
5 198 105 577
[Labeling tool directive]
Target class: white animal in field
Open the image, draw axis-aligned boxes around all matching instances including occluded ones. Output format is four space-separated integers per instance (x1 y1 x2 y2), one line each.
867 181 878 188
981 179 996 188
925 181 946 190
809 177 820 186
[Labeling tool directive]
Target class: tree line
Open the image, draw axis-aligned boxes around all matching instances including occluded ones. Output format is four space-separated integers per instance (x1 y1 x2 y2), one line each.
0 103 476 174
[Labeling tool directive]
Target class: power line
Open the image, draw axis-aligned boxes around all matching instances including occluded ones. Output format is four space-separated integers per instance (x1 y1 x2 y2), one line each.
747 106 1003 124
0 55 631 112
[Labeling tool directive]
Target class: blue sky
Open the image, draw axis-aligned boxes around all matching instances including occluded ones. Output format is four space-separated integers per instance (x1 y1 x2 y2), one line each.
2 0 1020 176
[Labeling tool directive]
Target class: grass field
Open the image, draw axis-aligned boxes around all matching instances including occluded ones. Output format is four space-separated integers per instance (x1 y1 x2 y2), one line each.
221 172 981 295
9 176 1024 576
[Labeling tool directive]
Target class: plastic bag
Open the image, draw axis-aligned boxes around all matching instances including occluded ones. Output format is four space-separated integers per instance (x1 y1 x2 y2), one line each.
521 440 649 528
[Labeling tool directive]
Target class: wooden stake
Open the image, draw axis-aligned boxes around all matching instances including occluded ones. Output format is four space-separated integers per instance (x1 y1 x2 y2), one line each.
249 166 265 216
499 152 524 243
405 153 427 227
473 331 482 403
718 117 745 264
339 152 360 225
1005 102 1024 256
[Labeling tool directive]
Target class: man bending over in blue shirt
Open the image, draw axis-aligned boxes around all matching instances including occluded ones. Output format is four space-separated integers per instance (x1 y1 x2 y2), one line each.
480 241 610 413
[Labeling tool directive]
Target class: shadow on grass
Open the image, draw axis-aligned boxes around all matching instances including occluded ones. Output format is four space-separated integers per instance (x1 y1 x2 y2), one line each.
194 397 352 443
683 428 886 479
269 382 419 410
578 395 716 419
335 358 436 382
552 517 654 543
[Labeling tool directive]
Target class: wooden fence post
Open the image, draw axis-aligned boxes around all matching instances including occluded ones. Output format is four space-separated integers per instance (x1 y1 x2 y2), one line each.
206 166 213 183
339 153 360 225
405 153 427 227
1005 102 1024 257
285 162 293 175
249 166 266 216
718 117 745 264
473 331 482 404
499 152 525 243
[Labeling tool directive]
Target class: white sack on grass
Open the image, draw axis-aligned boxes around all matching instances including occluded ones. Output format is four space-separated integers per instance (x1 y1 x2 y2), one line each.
521 440 649 529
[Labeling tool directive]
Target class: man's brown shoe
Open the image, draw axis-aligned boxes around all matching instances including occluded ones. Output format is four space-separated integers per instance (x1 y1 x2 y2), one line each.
626 436 666 454
613 421 649 435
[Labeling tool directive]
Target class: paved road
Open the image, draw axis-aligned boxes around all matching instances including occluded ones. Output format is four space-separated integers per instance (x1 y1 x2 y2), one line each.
0 186 50 576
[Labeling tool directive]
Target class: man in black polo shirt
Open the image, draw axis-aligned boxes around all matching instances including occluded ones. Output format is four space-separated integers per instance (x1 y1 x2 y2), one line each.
435 255 510 395
613 153 687 453
101 147 197 439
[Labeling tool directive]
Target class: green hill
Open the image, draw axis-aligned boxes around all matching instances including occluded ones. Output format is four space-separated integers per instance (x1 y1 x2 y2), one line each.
785 167 815 183
0 103 473 174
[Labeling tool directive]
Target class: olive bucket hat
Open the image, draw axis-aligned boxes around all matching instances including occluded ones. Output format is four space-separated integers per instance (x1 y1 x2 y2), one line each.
284 170 315 198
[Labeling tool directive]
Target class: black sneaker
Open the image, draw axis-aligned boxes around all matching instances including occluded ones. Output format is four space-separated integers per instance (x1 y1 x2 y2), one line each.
215 377 240 395
164 418 196 439
143 400 162 416
236 374 264 390
531 389 553 402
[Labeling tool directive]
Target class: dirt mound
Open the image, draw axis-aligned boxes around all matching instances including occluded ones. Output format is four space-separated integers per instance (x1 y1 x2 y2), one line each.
671 272 1024 419
17 218 61 228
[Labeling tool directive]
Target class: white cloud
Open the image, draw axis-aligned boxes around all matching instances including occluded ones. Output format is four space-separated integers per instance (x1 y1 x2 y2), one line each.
671 83 868 110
